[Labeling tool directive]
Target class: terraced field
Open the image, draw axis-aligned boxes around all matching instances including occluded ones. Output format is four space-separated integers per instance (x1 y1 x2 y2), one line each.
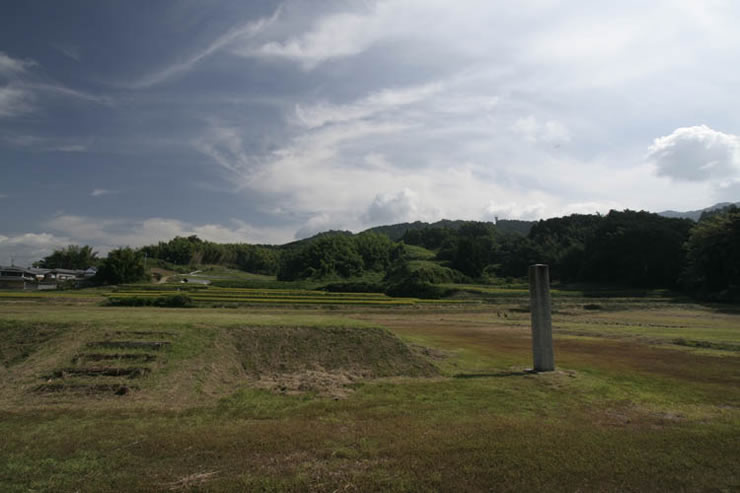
104 285 473 306
35 330 174 397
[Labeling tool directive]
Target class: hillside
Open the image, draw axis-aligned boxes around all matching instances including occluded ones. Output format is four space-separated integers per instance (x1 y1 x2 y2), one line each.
364 218 533 240
658 202 739 221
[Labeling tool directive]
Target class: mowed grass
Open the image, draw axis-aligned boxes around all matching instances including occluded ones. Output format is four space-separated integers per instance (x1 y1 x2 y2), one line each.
0 299 738 492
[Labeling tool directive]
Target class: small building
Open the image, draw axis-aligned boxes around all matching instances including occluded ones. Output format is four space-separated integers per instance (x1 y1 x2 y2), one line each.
49 268 85 281
0 266 38 290
0 265 94 290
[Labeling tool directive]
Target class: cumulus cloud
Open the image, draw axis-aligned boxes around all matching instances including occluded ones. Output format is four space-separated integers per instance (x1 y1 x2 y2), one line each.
0 232 71 266
647 125 740 182
483 201 547 221
136 2 740 233
363 188 419 225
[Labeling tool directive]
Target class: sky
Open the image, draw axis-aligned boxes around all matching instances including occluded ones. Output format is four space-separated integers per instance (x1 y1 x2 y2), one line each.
1 0 740 264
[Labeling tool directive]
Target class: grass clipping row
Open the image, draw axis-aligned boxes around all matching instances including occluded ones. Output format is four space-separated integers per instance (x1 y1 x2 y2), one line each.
231 326 439 398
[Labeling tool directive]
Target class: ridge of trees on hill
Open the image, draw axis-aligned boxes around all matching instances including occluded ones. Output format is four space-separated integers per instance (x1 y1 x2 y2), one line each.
365 218 533 241
35 207 740 300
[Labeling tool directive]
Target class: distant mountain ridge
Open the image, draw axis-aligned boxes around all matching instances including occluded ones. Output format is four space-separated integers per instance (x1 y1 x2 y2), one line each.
658 202 739 221
288 202 737 246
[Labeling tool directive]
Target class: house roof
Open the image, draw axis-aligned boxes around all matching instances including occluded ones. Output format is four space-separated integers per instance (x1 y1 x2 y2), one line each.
51 268 86 275
0 265 35 274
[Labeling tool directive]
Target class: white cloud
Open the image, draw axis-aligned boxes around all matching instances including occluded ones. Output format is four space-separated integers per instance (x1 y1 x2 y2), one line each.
0 52 111 118
0 232 72 266
363 188 419 225
512 116 571 144
0 85 33 117
25 82 112 106
0 51 36 75
193 122 253 175
238 0 535 69
55 144 87 152
1 134 90 152
43 215 292 252
53 43 81 62
195 79 688 234
185 1 740 230
294 82 442 128
559 201 624 216
243 9 384 69
647 125 740 182
294 213 341 240
483 201 547 221
91 188 116 197
130 7 281 89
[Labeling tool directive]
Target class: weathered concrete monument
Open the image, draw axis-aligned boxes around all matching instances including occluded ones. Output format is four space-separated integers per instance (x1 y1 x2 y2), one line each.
529 264 555 371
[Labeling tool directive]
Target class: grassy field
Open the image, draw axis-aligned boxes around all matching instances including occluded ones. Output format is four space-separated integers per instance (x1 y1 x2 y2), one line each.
0 295 738 492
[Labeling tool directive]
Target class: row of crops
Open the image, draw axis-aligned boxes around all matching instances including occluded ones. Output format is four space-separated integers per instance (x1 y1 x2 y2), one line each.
105 285 474 306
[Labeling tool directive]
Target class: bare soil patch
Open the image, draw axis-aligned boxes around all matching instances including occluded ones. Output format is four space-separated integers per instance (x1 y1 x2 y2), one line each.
34 383 137 395
72 353 158 363
231 326 439 397
87 341 171 350
46 366 151 378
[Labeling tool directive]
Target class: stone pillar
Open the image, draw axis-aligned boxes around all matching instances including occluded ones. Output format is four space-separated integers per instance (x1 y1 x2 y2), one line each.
529 264 554 371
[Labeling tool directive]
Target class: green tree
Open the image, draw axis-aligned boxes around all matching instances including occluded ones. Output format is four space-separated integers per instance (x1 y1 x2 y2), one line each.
96 247 147 284
494 234 541 278
354 232 393 271
682 208 740 294
436 222 499 278
528 214 602 281
278 235 364 280
34 245 98 269
580 210 692 287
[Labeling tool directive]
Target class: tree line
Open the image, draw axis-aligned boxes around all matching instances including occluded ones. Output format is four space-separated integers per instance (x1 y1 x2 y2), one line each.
35 207 740 299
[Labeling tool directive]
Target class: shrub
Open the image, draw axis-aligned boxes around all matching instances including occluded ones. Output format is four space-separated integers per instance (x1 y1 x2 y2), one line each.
385 279 453 299
106 294 194 307
323 282 386 293
385 261 467 285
